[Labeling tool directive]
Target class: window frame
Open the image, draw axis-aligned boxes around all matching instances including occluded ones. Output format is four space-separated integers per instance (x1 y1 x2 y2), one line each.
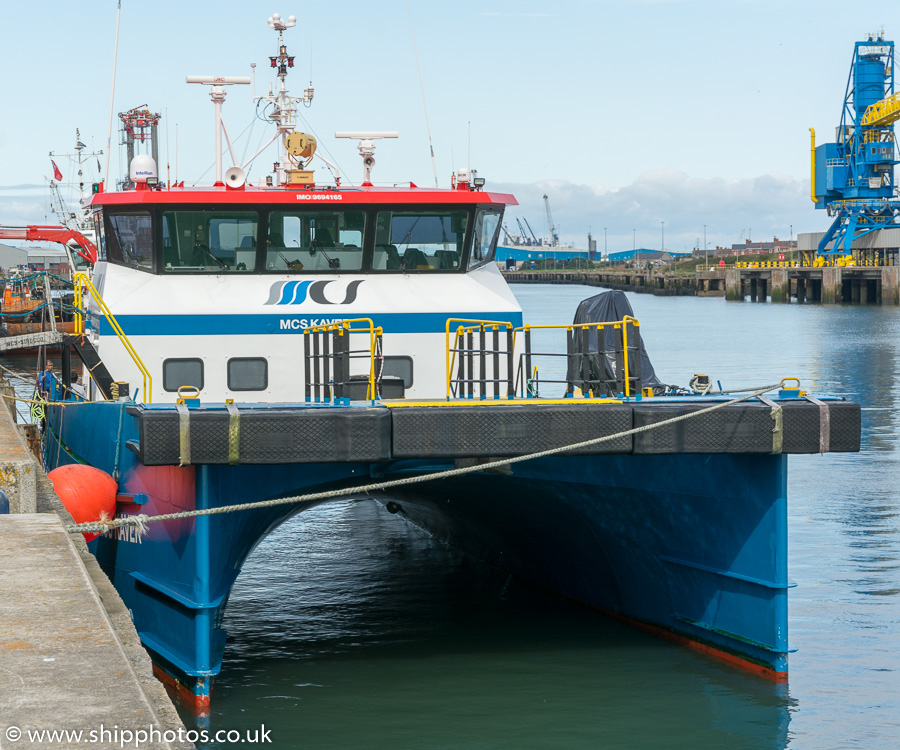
468 207 503 270
95 203 512 275
369 205 475 274
160 208 261 273
263 208 368 274
105 210 156 273
227 357 269 392
381 355 414 388
162 357 205 393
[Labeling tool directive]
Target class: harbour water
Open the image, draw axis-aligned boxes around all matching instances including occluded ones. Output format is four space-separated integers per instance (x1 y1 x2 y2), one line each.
194 285 900 749
5 284 897 748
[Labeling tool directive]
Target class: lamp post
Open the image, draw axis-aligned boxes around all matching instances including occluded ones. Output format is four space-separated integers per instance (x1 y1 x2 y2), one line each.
604 227 607 260
633 228 637 267
704 224 707 271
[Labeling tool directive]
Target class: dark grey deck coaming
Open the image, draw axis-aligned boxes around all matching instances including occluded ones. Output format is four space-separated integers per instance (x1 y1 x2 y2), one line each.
125 399 861 466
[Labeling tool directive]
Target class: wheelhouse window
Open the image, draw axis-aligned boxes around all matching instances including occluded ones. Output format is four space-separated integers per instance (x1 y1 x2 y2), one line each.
163 358 204 392
373 210 468 272
92 210 107 264
161 210 258 272
469 209 502 269
107 212 154 271
266 210 365 272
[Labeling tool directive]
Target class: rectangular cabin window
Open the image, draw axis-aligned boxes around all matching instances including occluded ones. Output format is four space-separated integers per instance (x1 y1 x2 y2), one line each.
163 358 204 392
93 210 107 264
227 358 268 391
469 209 502 269
372 210 468 272
107 212 154 271
161 211 258 272
382 355 414 388
266 211 366 272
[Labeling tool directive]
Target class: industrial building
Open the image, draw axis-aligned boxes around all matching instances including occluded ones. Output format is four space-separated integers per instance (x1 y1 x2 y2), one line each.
607 249 691 264
0 243 71 274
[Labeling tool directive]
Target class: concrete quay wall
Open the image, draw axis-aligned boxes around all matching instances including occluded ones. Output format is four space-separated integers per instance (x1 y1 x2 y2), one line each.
0 378 193 749
505 268 900 305
503 270 725 297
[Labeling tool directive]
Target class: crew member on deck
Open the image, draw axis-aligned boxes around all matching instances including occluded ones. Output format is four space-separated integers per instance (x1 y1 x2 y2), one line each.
37 360 56 398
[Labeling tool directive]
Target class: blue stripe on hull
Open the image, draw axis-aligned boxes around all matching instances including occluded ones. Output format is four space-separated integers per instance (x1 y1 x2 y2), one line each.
95 311 525 336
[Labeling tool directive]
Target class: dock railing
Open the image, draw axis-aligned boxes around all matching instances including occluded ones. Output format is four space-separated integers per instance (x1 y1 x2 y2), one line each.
445 317 642 400
303 319 384 402
73 272 152 403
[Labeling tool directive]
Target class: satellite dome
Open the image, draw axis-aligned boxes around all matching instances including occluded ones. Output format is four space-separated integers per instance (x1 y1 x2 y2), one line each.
129 154 158 184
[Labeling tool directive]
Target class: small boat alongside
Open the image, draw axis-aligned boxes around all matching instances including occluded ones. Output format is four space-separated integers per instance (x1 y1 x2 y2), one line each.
22 13 861 716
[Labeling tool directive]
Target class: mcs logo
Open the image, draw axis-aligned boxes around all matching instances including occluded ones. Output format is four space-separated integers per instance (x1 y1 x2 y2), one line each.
265 279 364 306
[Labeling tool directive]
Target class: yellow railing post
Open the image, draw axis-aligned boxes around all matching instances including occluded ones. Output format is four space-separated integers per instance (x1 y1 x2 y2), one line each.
305 318 381 401
444 318 513 400
73 272 152 403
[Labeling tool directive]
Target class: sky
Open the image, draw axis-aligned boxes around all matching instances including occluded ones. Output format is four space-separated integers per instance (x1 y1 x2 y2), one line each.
0 0 898 252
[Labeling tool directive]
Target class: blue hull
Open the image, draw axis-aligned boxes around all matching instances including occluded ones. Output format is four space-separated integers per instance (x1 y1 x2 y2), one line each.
46 400 791 711
380 453 789 677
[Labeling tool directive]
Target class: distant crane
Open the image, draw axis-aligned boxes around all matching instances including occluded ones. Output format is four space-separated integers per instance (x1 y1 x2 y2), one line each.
543 194 559 247
501 224 516 245
514 218 529 245
523 217 540 246
810 31 900 263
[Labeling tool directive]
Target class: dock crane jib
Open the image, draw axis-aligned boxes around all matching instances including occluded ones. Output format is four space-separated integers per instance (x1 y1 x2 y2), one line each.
523 217 540 246
543 194 559 247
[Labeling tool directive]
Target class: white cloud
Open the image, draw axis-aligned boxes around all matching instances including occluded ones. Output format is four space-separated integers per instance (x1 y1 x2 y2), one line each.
492 170 816 252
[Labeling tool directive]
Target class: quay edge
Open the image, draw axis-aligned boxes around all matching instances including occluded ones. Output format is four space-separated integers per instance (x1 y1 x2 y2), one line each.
0 378 194 748
503 267 900 304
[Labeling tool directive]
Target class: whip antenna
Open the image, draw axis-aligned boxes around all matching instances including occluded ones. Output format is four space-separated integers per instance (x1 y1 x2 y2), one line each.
103 0 122 187
406 0 439 187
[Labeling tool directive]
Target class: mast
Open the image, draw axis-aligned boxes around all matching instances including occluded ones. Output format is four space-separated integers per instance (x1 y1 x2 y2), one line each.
49 129 103 232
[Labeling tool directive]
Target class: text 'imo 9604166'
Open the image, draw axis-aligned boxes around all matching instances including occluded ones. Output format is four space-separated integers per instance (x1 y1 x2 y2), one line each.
26 12 861 716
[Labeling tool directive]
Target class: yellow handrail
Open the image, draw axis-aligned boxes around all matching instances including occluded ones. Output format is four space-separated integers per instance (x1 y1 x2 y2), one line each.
445 317 641 400
73 272 153 403
304 318 383 400
514 317 640 398
444 318 515 399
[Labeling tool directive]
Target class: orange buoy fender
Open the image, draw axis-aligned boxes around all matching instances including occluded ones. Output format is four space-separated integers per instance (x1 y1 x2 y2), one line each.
48 464 117 542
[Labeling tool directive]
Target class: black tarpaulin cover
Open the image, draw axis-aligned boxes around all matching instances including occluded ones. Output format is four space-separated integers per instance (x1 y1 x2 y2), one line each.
566 290 661 395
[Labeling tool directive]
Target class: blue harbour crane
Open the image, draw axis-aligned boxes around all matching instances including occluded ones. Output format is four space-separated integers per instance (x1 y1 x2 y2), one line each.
809 31 900 265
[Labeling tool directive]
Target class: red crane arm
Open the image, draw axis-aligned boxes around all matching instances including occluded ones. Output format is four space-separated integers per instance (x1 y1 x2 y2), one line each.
0 224 97 265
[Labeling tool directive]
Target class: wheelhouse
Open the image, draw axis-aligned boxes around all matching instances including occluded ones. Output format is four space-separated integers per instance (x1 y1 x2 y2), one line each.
91 189 512 276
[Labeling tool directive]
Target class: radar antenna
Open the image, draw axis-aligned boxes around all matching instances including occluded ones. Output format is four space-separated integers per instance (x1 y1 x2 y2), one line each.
334 132 399 186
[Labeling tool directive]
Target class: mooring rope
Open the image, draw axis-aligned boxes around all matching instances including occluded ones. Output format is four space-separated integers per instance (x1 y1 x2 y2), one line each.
65 380 789 536
1 393 92 409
